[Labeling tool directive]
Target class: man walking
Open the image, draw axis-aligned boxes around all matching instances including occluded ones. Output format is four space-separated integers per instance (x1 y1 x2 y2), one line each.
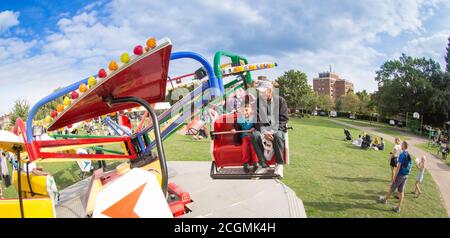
379 141 412 213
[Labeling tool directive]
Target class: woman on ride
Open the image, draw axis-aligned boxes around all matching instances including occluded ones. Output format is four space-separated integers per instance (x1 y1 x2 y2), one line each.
232 104 258 173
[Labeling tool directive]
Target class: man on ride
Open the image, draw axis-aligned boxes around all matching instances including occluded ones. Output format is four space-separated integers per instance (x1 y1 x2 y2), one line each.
250 79 289 178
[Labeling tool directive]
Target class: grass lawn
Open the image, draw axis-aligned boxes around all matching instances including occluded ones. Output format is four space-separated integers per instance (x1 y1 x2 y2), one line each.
164 133 211 161
333 117 411 141
283 117 447 217
416 143 450 167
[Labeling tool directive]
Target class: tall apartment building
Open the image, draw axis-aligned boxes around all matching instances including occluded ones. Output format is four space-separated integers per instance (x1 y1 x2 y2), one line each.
313 72 354 100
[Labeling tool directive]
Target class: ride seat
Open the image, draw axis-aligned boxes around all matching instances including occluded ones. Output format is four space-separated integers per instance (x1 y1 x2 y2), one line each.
212 114 241 167
213 114 286 168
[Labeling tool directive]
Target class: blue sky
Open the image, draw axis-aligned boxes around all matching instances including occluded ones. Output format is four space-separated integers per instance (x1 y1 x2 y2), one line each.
0 0 449 114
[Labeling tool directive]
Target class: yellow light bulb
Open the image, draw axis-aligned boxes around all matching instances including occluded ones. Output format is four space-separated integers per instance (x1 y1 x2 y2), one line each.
88 76 97 87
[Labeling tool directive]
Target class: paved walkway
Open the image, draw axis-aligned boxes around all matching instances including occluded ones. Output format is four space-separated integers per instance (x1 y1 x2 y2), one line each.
330 119 450 216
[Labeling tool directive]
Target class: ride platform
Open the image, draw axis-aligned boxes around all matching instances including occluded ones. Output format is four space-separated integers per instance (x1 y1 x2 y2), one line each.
55 161 306 218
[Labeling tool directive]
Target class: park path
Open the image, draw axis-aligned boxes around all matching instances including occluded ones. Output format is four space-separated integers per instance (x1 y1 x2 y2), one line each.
329 119 450 216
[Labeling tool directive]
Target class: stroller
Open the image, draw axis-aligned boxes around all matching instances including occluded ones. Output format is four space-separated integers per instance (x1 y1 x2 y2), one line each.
361 134 372 149
344 129 352 141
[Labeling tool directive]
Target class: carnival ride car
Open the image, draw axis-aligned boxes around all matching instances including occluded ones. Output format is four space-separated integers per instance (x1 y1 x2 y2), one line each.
209 51 289 179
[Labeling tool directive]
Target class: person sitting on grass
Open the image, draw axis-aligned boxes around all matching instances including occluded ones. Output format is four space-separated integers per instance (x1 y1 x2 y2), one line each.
412 156 426 198
371 137 381 150
379 141 412 213
361 134 372 149
352 135 363 147
232 104 258 173
377 137 385 151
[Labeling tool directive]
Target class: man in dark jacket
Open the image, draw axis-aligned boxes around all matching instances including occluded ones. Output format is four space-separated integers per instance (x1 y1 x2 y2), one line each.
250 80 289 177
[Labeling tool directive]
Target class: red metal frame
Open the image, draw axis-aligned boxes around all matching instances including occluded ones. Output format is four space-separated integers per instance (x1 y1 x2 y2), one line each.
11 118 137 162
34 137 136 161
34 137 129 148
12 118 39 160
136 111 149 132
167 182 191 217
169 72 195 82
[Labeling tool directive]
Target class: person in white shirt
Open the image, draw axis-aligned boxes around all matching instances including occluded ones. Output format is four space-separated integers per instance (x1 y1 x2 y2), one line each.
352 135 363 147
413 156 426 198
389 138 402 182
0 151 9 198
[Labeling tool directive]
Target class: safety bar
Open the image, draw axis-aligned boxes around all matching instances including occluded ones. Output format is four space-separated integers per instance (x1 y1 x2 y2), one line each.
211 130 253 136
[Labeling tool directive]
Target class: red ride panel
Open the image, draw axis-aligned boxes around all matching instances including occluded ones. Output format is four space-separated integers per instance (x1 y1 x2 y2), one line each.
48 41 172 131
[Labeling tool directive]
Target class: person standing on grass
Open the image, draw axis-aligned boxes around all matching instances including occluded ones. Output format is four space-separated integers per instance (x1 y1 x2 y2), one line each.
389 138 402 182
379 141 412 213
413 156 426 198
0 152 5 198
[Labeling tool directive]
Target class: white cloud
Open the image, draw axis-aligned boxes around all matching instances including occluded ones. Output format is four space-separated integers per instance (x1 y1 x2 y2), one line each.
0 11 20 33
402 31 450 67
248 45 382 93
0 38 37 62
0 53 88 114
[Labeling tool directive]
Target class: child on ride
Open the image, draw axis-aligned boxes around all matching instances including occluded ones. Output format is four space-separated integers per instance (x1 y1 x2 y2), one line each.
232 104 258 173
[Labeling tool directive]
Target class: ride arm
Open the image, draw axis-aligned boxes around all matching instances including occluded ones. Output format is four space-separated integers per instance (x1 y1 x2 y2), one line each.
213 51 251 84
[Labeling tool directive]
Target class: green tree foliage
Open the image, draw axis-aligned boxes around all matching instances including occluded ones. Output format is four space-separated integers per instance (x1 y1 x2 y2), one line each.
426 72 450 124
316 94 334 112
35 87 65 121
276 70 314 111
356 90 376 114
8 98 30 128
373 54 448 125
336 92 360 113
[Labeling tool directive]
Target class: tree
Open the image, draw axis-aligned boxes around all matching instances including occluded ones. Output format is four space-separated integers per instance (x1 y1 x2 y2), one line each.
304 91 319 112
35 87 64 120
356 90 376 114
373 54 441 121
336 92 360 113
277 70 314 112
8 98 30 128
316 94 334 112
426 72 450 124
